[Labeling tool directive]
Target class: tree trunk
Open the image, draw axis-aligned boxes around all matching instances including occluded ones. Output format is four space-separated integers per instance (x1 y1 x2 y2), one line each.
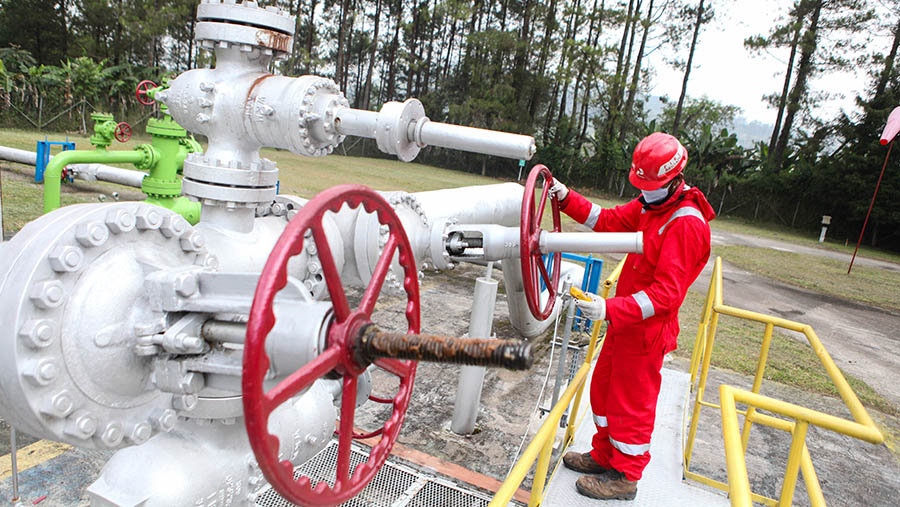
336 0 348 91
620 0 653 143
385 0 402 100
604 0 636 142
529 0 560 119
361 0 382 111
305 0 318 74
875 16 900 99
767 15 804 167
673 0 704 134
772 0 822 171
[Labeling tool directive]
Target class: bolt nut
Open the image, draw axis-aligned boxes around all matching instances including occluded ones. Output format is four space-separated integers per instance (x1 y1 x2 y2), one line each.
172 393 198 412
97 421 124 447
150 408 177 432
41 390 75 418
105 209 136 234
173 272 199 297
270 202 287 216
199 81 216 92
179 372 205 394
64 410 98 439
75 221 109 247
23 358 59 386
126 422 152 445
29 280 65 309
19 319 56 348
180 230 205 252
160 216 188 238
135 208 163 230
48 245 84 272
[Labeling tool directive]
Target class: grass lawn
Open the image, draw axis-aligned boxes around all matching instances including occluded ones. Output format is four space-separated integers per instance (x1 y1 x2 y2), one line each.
714 245 900 313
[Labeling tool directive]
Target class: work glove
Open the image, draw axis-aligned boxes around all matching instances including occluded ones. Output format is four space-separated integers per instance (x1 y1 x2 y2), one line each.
549 178 569 201
574 293 606 321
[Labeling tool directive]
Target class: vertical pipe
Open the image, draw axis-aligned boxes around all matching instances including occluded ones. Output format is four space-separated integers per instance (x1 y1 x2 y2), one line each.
10 426 19 503
719 386 752 506
550 293 575 415
742 323 774 451
450 265 499 434
778 420 809 507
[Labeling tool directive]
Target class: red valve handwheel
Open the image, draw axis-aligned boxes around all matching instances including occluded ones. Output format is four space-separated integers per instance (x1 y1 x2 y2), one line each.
135 80 157 106
114 122 132 143
243 184 420 506
520 164 562 320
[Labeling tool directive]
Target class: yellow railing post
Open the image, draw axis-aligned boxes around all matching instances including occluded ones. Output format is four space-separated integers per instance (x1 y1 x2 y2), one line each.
778 420 809 507
741 322 774 451
719 385 752 506
529 435 555 506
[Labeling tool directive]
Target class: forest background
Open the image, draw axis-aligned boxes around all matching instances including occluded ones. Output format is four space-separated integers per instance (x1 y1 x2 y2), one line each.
0 0 899 250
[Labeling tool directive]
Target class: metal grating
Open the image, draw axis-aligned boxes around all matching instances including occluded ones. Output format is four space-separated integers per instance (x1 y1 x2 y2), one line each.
256 440 499 507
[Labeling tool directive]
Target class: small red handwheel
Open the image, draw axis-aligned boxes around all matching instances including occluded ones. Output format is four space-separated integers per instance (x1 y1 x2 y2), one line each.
244 184 420 506
520 164 562 320
135 80 157 106
114 122 132 143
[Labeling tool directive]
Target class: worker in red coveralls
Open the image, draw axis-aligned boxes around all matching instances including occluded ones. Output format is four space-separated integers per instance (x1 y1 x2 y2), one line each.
549 132 715 501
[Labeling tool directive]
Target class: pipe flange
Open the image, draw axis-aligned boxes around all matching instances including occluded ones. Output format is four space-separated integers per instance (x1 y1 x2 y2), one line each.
183 153 278 188
296 78 349 157
0 203 201 449
195 0 294 59
375 99 427 162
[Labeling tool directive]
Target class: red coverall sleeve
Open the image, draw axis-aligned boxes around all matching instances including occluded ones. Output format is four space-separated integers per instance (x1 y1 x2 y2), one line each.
604 216 709 327
559 190 641 232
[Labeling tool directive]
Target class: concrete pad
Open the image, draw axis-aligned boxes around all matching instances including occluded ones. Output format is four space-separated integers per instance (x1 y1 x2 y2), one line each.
542 368 728 506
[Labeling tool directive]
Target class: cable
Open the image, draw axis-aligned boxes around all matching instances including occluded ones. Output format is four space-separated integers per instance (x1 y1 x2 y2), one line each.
505 299 566 477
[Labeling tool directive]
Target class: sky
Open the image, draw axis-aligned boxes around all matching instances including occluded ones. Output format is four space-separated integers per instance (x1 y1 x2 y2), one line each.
643 0 894 125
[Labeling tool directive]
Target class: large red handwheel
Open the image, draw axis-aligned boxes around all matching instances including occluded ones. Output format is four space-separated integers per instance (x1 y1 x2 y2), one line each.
520 164 562 320
244 184 420 506
114 122 131 142
135 80 157 106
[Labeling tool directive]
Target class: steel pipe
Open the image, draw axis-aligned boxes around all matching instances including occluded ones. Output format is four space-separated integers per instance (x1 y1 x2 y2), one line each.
415 120 536 160
451 267 499 434
0 145 146 188
540 231 643 255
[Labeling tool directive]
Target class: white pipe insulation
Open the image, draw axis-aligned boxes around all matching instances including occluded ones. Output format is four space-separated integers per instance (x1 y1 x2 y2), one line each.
0 145 146 188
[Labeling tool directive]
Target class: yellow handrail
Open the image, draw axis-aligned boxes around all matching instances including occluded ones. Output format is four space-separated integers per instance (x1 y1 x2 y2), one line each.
490 257 626 507
685 257 884 506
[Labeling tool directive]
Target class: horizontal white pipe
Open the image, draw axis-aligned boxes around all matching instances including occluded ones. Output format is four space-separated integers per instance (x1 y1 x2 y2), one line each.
417 121 536 160
541 231 643 255
413 183 524 227
334 108 378 139
0 145 145 188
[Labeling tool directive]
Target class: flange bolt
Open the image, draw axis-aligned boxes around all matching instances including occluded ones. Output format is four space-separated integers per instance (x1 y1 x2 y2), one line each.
75 221 110 247
41 390 75 418
30 280 65 309
48 245 84 272
105 209 136 234
136 208 163 230
19 319 56 349
24 358 59 386
126 422 152 445
97 421 124 447
160 216 188 238
180 230 206 252
150 408 177 432
64 410 98 439
173 272 199 297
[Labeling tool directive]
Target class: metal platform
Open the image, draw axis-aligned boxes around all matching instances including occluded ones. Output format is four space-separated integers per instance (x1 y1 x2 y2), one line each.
256 440 504 507
541 367 729 506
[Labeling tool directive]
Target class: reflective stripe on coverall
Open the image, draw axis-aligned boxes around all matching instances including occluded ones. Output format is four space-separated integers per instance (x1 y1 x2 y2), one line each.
559 185 715 481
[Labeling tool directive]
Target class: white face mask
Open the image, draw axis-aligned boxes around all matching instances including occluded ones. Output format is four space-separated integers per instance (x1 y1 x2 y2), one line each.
641 187 669 204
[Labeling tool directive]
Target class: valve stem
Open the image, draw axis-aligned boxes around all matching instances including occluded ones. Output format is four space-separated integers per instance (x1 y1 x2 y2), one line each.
356 325 533 371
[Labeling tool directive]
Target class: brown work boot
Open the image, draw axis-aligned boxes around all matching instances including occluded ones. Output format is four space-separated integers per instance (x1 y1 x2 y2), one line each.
562 451 611 475
575 470 638 500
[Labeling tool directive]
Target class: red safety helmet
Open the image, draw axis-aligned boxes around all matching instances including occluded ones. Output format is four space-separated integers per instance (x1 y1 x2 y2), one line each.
628 133 688 191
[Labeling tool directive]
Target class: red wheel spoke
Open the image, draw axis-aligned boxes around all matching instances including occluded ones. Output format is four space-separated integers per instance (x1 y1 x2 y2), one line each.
264 348 341 410
375 358 412 378
536 185 549 225
336 375 358 486
538 258 552 289
360 235 398 316
313 226 351 321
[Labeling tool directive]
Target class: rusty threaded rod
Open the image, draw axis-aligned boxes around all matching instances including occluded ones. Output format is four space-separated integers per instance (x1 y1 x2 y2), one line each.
355 325 533 371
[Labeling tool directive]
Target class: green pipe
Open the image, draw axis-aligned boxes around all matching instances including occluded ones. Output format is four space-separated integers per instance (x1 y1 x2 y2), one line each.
43 149 148 213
